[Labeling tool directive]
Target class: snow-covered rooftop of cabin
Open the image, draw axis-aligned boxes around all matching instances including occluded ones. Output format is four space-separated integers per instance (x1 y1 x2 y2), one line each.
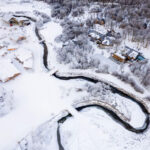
0 59 20 82
128 51 139 58
93 24 108 35
15 49 32 63
114 52 126 59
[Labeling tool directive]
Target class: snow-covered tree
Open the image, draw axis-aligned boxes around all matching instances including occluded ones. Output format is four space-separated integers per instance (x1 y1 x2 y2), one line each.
0 87 14 117
129 60 150 88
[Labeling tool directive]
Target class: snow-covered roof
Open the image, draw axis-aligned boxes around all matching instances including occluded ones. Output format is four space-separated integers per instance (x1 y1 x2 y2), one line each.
0 59 20 82
15 49 32 63
128 51 138 59
2 13 29 24
23 59 33 69
14 17 29 21
89 30 105 41
102 37 113 46
89 32 100 39
114 52 126 59
93 24 108 35
125 46 139 53
2 13 14 22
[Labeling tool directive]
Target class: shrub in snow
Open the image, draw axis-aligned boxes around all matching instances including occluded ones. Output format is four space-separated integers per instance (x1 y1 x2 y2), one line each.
16 118 59 150
90 6 102 13
85 82 112 99
96 64 110 74
129 60 150 88
87 0 148 43
42 0 91 19
144 96 150 101
34 11 51 23
35 18 44 29
0 87 14 117
72 7 84 17
55 15 105 69
58 19 87 41
112 71 144 93
56 33 95 69
51 3 71 19
86 18 94 28
83 82 133 121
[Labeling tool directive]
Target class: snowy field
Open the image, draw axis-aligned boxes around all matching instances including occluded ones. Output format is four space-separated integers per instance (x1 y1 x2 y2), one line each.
0 0 150 150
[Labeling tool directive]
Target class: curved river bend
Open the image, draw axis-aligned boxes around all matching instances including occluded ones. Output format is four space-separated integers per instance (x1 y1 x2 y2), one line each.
15 15 150 150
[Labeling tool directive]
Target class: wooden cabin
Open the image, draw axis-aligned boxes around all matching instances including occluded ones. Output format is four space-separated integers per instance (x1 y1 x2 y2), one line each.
3 14 30 27
123 46 139 61
112 52 126 63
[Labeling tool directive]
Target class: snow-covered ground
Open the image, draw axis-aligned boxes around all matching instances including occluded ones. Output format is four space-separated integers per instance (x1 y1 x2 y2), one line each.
60 107 150 150
0 73 65 150
39 21 62 69
0 1 150 150
0 1 66 149
14 105 150 150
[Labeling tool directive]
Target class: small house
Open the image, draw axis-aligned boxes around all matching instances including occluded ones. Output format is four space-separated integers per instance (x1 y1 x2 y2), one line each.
127 51 138 60
124 46 139 60
89 31 101 40
16 17 30 26
88 29 114 47
101 37 113 46
88 30 105 41
112 52 126 63
3 14 30 27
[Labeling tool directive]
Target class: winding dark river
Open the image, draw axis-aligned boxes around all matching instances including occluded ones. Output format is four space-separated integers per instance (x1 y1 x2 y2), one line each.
14 15 150 150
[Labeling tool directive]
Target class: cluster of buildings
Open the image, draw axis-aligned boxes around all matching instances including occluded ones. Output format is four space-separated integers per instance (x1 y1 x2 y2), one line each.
0 47 33 83
88 18 121 47
88 17 145 64
112 46 145 63
88 29 115 47
0 13 33 83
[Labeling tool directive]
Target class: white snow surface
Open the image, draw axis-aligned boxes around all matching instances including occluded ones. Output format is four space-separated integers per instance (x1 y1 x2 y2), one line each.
0 1 150 150
60 107 150 150
0 1 65 150
0 73 66 150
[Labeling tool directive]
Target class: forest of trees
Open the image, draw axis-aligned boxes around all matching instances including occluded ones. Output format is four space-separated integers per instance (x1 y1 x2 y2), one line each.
129 60 150 88
112 71 144 93
37 0 150 90
38 0 150 45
